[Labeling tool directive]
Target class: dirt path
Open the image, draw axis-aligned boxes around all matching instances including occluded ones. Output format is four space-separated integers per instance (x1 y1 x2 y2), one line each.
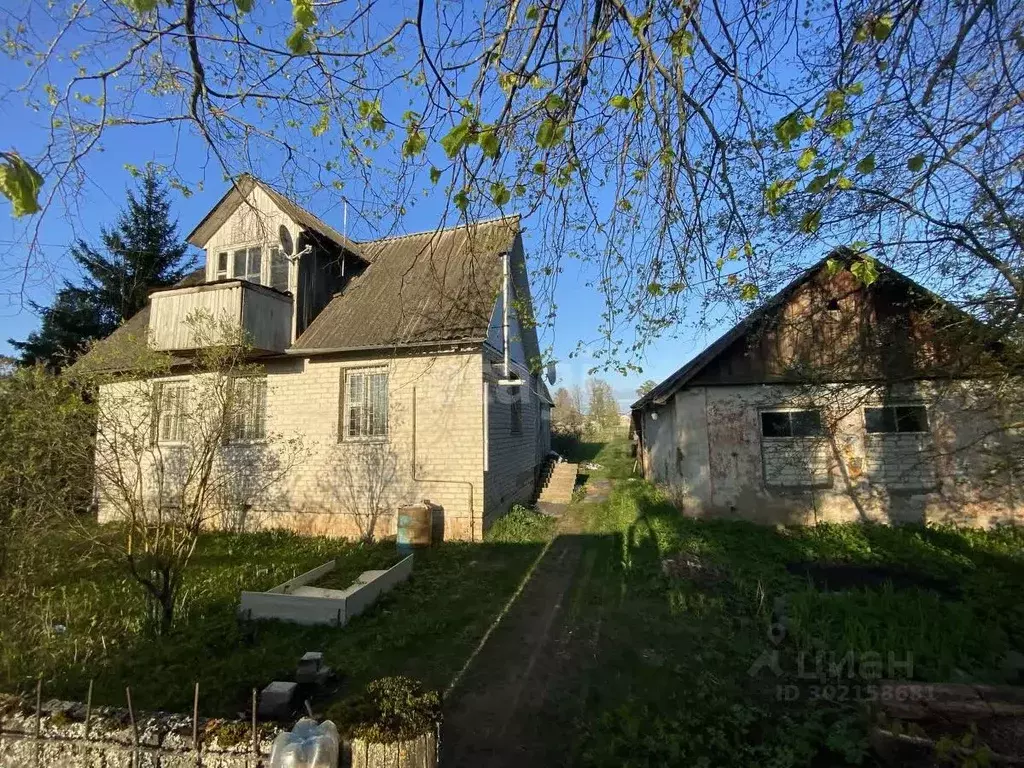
439 500 599 767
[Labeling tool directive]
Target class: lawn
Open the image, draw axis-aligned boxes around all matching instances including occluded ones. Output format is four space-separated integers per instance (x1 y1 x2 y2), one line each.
0 518 547 719
546 437 1024 766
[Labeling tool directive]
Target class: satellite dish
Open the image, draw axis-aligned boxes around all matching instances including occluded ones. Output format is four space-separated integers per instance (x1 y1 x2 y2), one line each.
278 224 294 256
546 362 556 385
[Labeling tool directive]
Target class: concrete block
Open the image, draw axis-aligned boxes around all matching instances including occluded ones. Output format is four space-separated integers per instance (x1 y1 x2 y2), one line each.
258 681 298 721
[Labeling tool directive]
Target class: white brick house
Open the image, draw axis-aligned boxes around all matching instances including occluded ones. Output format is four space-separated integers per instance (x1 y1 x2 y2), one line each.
82 176 552 541
632 254 1024 528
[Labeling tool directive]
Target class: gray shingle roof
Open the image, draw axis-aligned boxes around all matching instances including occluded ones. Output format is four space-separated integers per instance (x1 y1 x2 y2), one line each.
292 217 520 352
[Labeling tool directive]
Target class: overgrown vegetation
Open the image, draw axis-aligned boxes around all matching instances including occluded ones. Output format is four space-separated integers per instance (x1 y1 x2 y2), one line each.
327 676 440 742
486 505 556 544
0 527 545 717
538 438 1024 766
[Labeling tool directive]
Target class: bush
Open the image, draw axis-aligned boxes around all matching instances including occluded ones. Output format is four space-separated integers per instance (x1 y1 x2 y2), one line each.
326 676 440 743
486 505 556 543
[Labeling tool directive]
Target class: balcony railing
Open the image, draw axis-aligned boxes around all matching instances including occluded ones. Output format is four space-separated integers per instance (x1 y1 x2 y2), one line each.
148 280 292 353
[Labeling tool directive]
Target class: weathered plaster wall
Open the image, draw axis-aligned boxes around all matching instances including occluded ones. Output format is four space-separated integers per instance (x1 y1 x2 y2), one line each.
640 381 1023 527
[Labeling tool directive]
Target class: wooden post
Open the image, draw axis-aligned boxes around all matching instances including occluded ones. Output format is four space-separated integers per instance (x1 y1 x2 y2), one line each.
251 688 258 758
84 680 93 740
32 678 41 768
192 682 200 752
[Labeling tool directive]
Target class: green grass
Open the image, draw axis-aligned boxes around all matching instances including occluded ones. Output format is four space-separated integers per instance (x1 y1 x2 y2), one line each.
545 436 1024 767
0 526 546 718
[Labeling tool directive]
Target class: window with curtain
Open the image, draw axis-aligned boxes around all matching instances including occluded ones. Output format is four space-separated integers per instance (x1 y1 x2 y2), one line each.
228 377 267 441
342 368 388 440
269 246 289 292
153 380 189 444
233 246 262 283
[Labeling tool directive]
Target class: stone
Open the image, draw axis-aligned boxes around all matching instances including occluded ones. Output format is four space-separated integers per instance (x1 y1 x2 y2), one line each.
257 681 298 721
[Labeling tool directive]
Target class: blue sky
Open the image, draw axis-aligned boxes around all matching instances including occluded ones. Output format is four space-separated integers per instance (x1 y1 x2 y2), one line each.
0 1 741 412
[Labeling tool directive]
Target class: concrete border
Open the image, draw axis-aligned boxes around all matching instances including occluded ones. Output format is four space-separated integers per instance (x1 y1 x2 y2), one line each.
238 555 413 626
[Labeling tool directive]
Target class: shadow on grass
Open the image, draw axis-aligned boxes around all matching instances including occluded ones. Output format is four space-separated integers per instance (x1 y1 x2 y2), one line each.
1 535 548 721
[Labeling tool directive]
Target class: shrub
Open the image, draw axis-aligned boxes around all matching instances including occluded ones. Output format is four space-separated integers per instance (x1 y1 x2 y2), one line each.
326 676 440 743
486 505 555 543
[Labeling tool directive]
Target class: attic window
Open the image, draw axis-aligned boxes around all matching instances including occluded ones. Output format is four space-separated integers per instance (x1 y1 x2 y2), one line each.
215 252 228 280
234 246 262 283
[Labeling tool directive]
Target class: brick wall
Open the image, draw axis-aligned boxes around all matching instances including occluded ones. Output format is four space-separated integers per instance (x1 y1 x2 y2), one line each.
863 433 937 490
96 348 492 541
761 438 831 488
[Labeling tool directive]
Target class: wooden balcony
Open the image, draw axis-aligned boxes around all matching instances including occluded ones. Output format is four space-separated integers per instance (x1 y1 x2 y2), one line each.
148 280 292 353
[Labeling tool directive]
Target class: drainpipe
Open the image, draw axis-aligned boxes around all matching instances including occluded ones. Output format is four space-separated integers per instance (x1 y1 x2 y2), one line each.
412 385 477 541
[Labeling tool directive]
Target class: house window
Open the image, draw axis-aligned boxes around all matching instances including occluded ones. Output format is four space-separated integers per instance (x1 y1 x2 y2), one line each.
153 380 188 444
342 368 388 440
269 246 289 292
233 246 262 283
215 252 228 280
760 409 823 438
228 377 267 441
510 389 523 435
865 405 929 434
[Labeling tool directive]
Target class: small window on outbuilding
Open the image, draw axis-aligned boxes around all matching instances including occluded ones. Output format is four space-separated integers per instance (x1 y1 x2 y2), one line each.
864 405 929 434
269 246 289 292
760 409 823 438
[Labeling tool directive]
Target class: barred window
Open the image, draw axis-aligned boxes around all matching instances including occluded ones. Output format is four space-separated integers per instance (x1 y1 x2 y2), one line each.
228 377 267 441
153 380 189 444
343 368 388 440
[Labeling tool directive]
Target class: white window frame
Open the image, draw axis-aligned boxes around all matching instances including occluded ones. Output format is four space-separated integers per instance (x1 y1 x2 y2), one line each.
227 376 268 442
232 244 263 284
863 403 930 435
759 408 825 439
209 240 291 292
341 367 389 441
153 379 190 446
214 251 229 280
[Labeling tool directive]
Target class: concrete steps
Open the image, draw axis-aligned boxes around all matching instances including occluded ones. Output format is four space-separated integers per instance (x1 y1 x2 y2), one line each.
536 462 579 504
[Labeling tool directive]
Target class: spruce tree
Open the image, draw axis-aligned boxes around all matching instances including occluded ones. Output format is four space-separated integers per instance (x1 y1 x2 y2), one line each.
11 167 194 370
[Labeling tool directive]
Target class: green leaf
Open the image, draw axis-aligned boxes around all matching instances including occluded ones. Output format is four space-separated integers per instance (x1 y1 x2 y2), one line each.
498 72 519 94
855 154 876 174
823 90 846 117
837 176 854 190
525 5 539 20
490 182 511 207
124 0 157 13
907 153 926 172
826 118 854 140
806 173 834 194
286 26 312 54
536 119 564 149
532 161 547 174
847 81 864 96
234 0 253 13
874 14 894 41
0 152 43 217
739 283 760 301
765 178 796 215
609 95 631 110
826 258 844 276
291 0 316 27
850 255 879 286
797 148 816 171
311 107 329 137
646 282 663 296
774 113 812 150
440 117 475 158
799 209 822 234
453 188 470 212
429 167 442 184
545 93 565 112
667 28 693 57
402 128 427 157
479 126 500 159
